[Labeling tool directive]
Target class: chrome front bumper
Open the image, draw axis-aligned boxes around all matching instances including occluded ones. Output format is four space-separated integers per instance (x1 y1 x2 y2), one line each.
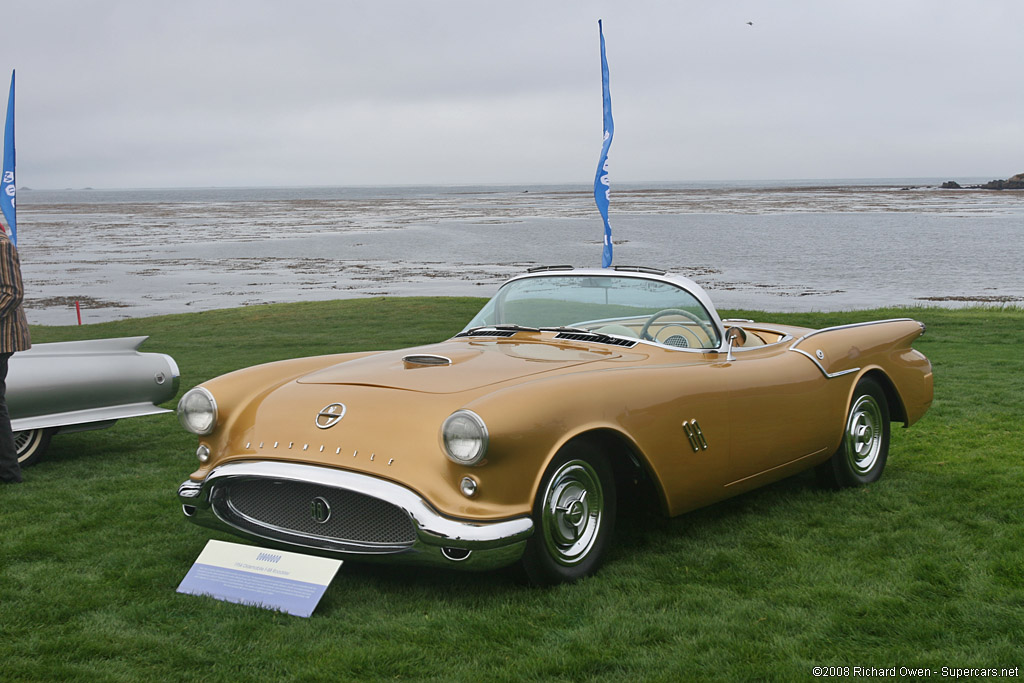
177 461 534 570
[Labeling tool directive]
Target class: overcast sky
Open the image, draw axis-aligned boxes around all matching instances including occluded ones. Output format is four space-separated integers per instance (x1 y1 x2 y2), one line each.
2 1 1021 189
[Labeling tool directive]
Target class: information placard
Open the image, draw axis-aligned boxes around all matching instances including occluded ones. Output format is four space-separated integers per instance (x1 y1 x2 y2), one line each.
177 540 342 617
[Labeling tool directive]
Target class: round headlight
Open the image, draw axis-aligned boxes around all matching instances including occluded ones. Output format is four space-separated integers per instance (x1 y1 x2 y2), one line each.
441 410 488 465
177 387 218 436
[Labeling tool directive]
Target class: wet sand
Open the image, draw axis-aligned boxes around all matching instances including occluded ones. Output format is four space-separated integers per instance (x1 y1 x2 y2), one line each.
17 184 1024 325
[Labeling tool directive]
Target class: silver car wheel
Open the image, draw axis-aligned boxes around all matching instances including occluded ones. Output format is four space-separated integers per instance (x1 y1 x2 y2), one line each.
817 376 890 489
540 459 604 567
14 428 53 467
844 394 884 475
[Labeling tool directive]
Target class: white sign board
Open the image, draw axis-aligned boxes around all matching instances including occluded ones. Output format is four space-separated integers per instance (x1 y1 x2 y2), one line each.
177 540 342 617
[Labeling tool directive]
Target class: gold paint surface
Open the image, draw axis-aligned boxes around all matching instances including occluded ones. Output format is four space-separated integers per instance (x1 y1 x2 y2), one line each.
188 319 932 520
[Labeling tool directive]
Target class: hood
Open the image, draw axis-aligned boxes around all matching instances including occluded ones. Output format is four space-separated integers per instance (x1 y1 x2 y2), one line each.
296 338 621 394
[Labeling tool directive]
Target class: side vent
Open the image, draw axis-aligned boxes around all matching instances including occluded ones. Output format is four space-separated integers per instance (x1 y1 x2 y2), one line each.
682 419 709 452
613 265 667 276
455 330 518 338
402 354 452 367
527 265 574 273
554 332 638 348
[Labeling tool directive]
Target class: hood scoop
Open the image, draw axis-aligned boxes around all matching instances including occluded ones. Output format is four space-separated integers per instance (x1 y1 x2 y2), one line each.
402 354 452 368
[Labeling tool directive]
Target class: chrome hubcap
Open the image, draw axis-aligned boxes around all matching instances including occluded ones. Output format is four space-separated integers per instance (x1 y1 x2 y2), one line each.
541 460 603 566
844 394 883 474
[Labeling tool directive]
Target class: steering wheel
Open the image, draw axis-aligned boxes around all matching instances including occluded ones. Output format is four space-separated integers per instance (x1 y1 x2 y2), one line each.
639 308 718 348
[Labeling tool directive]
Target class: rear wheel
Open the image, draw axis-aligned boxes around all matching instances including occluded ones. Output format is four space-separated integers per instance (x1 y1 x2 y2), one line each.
520 447 616 585
14 428 54 467
817 377 890 488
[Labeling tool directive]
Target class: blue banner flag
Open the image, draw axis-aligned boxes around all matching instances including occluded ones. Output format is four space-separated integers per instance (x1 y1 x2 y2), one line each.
1 70 15 245
594 20 614 268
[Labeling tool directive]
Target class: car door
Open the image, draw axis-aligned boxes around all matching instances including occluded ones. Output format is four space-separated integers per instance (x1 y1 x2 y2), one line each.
723 345 839 485
620 353 734 516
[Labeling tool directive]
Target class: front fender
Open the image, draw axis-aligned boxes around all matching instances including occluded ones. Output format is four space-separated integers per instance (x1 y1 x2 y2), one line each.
187 351 380 478
457 365 672 517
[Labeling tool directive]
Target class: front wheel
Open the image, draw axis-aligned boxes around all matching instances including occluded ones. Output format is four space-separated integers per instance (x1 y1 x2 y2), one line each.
14 428 54 467
520 448 616 585
817 377 890 489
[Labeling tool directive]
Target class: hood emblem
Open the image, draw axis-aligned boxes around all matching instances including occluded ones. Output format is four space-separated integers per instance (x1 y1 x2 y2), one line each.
315 403 347 429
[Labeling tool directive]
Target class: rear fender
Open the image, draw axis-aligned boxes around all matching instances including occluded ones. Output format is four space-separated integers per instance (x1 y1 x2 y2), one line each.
790 319 932 427
788 319 925 379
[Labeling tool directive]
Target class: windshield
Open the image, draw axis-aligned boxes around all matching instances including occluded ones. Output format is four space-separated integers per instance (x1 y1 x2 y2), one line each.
464 274 721 349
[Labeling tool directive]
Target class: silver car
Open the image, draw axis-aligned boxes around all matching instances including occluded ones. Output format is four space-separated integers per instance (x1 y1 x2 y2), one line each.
8 336 179 465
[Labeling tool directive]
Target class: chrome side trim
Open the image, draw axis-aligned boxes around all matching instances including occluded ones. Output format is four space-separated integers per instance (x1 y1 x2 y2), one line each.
725 446 830 488
11 402 172 432
788 318 916 347
786 319 914 379
178 461 533 570
789 348 861 379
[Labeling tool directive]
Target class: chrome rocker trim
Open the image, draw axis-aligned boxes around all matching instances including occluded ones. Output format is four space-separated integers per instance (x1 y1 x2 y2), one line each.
178 461 534 570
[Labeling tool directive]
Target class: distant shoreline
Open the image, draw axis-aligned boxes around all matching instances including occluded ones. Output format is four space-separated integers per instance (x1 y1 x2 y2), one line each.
16 177 999 201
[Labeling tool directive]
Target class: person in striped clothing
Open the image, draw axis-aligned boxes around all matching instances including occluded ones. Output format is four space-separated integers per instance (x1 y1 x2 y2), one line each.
0 230 31 483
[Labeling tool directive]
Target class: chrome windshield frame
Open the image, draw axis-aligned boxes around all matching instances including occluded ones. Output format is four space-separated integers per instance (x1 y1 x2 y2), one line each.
463 268 729 354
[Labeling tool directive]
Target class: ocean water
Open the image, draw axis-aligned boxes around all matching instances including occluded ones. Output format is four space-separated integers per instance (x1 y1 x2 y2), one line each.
16 179 1024 325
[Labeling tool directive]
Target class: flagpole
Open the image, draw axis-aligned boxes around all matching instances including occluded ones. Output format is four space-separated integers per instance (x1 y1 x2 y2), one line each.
1 70 16 246
594 21 614 268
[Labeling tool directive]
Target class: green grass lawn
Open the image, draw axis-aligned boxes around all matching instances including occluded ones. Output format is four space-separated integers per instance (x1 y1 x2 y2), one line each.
1 299 1021 681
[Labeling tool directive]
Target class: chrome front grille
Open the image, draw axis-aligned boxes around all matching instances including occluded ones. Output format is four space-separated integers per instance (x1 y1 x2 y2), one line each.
215 478 417 549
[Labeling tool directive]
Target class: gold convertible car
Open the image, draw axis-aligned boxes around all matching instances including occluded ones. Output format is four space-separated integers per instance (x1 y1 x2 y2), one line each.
177 267 933 584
